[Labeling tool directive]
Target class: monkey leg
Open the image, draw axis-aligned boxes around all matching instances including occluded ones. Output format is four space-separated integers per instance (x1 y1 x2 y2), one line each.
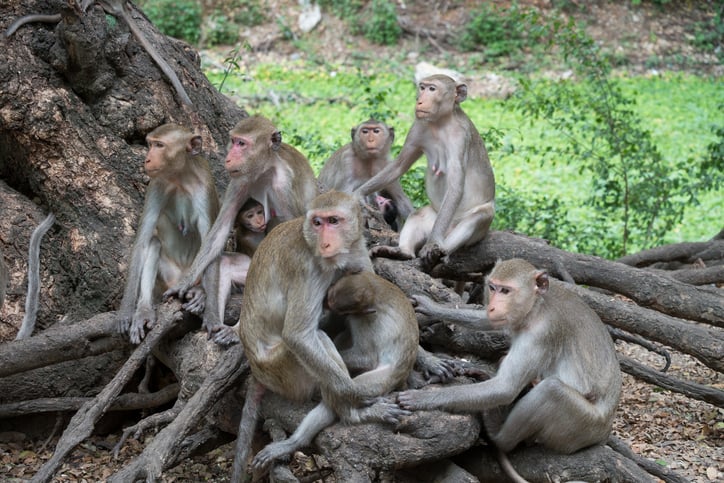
492 377 607 454
251 402 337 472
397 206 436 257
440 202 495 255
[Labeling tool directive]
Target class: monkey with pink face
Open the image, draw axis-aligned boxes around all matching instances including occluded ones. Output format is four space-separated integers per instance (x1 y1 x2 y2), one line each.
354 75 495 271
400 258 622 458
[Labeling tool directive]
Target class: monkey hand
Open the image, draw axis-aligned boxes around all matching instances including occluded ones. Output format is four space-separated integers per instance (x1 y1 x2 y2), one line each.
369 244 413 260
182 286 206 315
397 388 440 411
366 397 412 425
419 242 445 272
251 439 294 472
116 307 134 335
208 324 240 347
418 352 458 383
129 306 156 344
411 294 438 317
162 277 194 303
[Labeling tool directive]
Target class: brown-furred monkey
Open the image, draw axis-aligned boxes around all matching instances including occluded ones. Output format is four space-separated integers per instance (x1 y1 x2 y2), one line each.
399 258 622 458
165 115 318 344
117 124 226 344
230 191 408 481
251 270 419 470
234 198 268 257
319 119 413 230
353 75 495 271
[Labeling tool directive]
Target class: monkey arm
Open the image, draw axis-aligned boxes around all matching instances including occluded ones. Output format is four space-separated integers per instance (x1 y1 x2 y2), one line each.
281 296 357 400
354 142 422 198
118 186 168 325
413 295 491 331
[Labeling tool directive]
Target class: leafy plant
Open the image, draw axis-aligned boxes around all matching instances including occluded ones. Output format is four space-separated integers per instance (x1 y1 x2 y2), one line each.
511 18 720 257
138 0 201 44
459 2 542 59
204 11 239 47
690 4 724 61
232 0 267 27
358 0 402 46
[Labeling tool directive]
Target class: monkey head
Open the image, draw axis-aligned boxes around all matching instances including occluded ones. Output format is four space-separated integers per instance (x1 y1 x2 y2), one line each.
225 115 283 177
239 199 267 233
485 258 549 330
303 191 364 264
351 120 394 159
415 75 468 121
326 272 376 316
144 124 202 178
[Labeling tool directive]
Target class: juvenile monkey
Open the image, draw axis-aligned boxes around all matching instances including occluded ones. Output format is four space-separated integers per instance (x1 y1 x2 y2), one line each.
399 259 622 456
230 191 406 481
117 124 224 344
319 119 413 229
165 115 318 330
354 75 495 271
234 198 267 257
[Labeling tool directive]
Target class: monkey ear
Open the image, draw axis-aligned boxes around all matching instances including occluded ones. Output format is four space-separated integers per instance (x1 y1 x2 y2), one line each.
271 131 282 151
455 84 468 104
388 126 395 142
350 127 357 141
535 271 549 294
188 135 203 156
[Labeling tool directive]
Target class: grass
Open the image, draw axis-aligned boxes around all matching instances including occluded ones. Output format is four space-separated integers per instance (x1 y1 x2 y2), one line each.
205 60 723 251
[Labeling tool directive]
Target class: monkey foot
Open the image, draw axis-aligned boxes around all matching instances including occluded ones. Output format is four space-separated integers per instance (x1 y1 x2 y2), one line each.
370 245 413 260
251 440 294 472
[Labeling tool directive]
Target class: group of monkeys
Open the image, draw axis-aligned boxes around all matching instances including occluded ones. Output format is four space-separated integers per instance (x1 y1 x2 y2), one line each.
110 73 621 480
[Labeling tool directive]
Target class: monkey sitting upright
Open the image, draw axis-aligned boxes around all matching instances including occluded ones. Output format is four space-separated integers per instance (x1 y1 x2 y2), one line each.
401 258 622 456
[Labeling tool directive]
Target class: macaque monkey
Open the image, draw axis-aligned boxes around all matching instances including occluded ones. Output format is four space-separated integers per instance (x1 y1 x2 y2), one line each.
250 271 419 470
398 258 622 457
117 124 224 344
234 198 267 257
165 115 318 320
230 191 407 481
319 119 413 230
354 75 496 271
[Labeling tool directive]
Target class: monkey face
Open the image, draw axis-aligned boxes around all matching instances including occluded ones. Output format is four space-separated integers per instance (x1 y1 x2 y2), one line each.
242 205 266 233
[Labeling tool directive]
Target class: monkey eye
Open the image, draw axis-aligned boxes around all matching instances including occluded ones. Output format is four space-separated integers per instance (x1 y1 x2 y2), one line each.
500 287 510 295
312 217 323 226
327 216 340 225
233 138 246 147
372 128 381 134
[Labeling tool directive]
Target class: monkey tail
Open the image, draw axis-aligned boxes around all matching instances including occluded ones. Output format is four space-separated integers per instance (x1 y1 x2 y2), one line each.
497 448 531 483
15 213 55 340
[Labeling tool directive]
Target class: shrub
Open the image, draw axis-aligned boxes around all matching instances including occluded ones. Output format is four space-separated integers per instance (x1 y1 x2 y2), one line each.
139 0 201 44
359 0 402 46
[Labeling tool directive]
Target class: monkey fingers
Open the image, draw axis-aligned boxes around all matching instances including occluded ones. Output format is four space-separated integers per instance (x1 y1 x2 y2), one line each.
250 439 294 473
209 325 240 346
369 244 413 260
181 286 206 315
419 242 445 273
397 388 440 411
362 399 411 425
129 306 156 344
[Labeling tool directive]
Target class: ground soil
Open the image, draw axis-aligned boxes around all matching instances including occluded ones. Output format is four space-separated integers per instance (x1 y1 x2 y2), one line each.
0 1 721 481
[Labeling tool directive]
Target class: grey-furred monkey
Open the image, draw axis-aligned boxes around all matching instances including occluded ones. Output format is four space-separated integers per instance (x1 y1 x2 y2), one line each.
230 191 408 482
353 75 495 271
400 258 622 458
117 124 241 345
319 119 413 230
165 115 318 344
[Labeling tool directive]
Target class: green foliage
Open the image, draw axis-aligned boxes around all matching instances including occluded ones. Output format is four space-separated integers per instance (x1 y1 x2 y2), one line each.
510 18 720 257
204 11 239 46
459 2 542 59
358 0 402 46
317 0 363 19
232 0 266 27
139 0 201 44
690 6 724 61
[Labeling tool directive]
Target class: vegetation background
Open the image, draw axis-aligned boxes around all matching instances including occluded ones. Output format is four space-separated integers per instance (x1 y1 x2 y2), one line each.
138 0 723 260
